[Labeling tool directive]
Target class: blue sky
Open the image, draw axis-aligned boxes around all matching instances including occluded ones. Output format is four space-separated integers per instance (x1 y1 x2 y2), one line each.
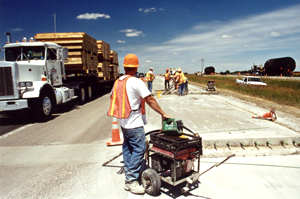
1 0 300 74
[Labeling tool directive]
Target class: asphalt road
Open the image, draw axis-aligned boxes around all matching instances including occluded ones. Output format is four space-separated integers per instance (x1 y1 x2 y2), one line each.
0 77 299 199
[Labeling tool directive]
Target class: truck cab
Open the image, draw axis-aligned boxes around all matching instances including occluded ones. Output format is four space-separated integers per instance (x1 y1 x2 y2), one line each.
0 41 75 119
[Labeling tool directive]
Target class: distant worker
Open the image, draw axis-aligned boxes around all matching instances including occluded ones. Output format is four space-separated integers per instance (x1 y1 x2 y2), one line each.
183 75 188 95
252 109 277 121
107 53 170 195
173 68 180 90
164 68 171 91
145 67 155 92
176 68 186 96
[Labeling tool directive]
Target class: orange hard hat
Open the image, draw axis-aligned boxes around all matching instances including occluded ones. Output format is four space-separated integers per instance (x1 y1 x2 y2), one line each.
123 53 139 68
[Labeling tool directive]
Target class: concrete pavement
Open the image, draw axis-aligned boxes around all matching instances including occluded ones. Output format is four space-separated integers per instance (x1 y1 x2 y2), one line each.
1 76 299 199
144 76 300 157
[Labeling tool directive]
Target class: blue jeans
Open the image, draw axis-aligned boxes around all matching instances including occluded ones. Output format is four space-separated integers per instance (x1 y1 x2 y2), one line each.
121 126 146 182
178 83 184 95
147 81 153 92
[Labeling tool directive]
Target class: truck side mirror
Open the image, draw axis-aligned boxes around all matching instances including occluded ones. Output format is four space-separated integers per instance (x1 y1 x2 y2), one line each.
58 48 68 61
62 48 68 61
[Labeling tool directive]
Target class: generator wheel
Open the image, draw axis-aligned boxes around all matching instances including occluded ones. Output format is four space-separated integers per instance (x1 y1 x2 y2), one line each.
142 168 161 196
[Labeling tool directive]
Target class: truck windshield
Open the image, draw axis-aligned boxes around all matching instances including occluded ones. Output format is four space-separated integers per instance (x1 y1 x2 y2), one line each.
249 77 261 82
5 46 45 61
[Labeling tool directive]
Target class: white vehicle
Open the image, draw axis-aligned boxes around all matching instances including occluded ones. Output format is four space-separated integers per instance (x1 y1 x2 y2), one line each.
0 40 114 120
236 76 267 86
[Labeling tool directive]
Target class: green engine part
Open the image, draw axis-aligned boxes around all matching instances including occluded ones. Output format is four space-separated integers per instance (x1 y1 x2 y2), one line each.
162 118 181 134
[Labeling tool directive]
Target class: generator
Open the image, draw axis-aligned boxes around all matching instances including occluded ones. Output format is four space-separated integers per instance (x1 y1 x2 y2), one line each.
102 118 234 196
142 119 203 195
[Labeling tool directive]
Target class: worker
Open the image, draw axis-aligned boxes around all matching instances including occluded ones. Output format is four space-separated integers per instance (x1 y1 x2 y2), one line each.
164 68 171 91
176 68 186 96
145 67 155 92
173 68 180 90
183 75 188 95
107 53 170 195
252 109 277 121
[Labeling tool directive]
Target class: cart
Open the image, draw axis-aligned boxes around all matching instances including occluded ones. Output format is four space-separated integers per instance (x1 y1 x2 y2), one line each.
141 129 203 196
206 80 216 91
102 119 234 196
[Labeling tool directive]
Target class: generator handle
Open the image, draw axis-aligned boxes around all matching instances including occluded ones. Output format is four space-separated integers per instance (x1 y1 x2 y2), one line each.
145 129 161 136
182 125 199 136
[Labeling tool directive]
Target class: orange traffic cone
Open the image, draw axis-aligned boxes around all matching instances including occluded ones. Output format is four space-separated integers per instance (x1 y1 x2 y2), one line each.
252 110 277 121
106 117 123 146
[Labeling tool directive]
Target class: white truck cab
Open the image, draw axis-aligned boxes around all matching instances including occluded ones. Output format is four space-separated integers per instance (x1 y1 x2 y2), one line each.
0 41 75 119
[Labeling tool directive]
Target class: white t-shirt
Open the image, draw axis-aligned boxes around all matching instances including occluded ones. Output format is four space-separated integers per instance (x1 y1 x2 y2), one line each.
118 75 151 129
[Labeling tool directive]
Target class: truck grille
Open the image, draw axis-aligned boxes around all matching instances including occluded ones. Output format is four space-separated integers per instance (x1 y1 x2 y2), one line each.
0 67 14 96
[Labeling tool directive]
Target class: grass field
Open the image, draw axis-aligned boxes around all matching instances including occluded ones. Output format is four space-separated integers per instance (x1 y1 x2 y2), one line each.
186 74 300 109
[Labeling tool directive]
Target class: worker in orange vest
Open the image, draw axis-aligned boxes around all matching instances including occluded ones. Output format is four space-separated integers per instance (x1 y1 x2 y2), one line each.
107 53 170 194
252 109 277 121
173 68 180 90
145 67 155 92
183 75 188 95
164 68 171 91
176 68 186 96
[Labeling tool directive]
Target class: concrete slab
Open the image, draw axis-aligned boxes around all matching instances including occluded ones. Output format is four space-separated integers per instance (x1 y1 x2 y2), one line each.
144 77 300 157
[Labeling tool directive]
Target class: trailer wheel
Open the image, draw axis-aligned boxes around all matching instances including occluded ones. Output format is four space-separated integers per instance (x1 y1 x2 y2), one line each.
87 85 93 100
78 86 87 104
32 91 53 120
142 169 161 196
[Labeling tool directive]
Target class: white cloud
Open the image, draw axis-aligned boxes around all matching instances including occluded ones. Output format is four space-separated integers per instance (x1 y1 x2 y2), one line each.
221 34 232 39
11 28 23 32
117 40 126 44
128 4 300 73
270 31 281 37
138 7 162 13
145 60 152 63
120 29 143 37
77 13 111 20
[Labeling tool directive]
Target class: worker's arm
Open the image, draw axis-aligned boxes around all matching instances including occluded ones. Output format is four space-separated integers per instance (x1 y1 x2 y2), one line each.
145 95 170 119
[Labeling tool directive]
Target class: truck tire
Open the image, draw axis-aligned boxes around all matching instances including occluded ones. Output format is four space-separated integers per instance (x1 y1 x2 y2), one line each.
78 86 87 105
32 91 53 120
141 169 161 196
87 85 93 100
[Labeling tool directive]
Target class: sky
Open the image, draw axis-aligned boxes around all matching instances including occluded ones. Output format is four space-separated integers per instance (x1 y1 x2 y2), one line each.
1 0 300 74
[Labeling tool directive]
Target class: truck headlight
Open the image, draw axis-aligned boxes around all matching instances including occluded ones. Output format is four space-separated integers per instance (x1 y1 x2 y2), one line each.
18 82 34 95
18 81 33 88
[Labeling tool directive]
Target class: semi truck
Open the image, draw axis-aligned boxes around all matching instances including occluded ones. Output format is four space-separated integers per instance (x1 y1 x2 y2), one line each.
0 32 118 120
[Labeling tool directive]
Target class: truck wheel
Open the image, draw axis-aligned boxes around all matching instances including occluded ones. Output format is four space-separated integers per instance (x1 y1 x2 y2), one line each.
32 91 53 120
78 86 87 104
87 85 93 100
142 169 161 196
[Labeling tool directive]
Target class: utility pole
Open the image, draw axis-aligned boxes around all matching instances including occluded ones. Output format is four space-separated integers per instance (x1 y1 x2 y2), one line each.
201 58 204 76
54 13 56 33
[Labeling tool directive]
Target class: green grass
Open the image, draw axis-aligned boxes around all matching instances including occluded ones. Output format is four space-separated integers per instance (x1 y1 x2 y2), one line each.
186 74 300 109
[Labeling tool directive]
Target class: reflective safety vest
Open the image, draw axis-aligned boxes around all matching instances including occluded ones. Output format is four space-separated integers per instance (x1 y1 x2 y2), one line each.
178 73 186 85
263 111 277 120
146 72 155 81
164 72 171 80
174 72 179 82
107 75 146 119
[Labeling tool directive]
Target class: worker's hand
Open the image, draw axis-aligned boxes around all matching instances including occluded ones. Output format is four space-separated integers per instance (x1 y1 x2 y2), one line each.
162 113 172 120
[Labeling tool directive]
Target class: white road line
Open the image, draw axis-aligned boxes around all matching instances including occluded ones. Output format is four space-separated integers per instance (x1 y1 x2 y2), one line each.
0 124 34 139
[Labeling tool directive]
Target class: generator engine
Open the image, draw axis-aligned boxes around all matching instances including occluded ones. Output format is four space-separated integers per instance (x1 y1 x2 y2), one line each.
149 119 202 183
151 153 195 180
